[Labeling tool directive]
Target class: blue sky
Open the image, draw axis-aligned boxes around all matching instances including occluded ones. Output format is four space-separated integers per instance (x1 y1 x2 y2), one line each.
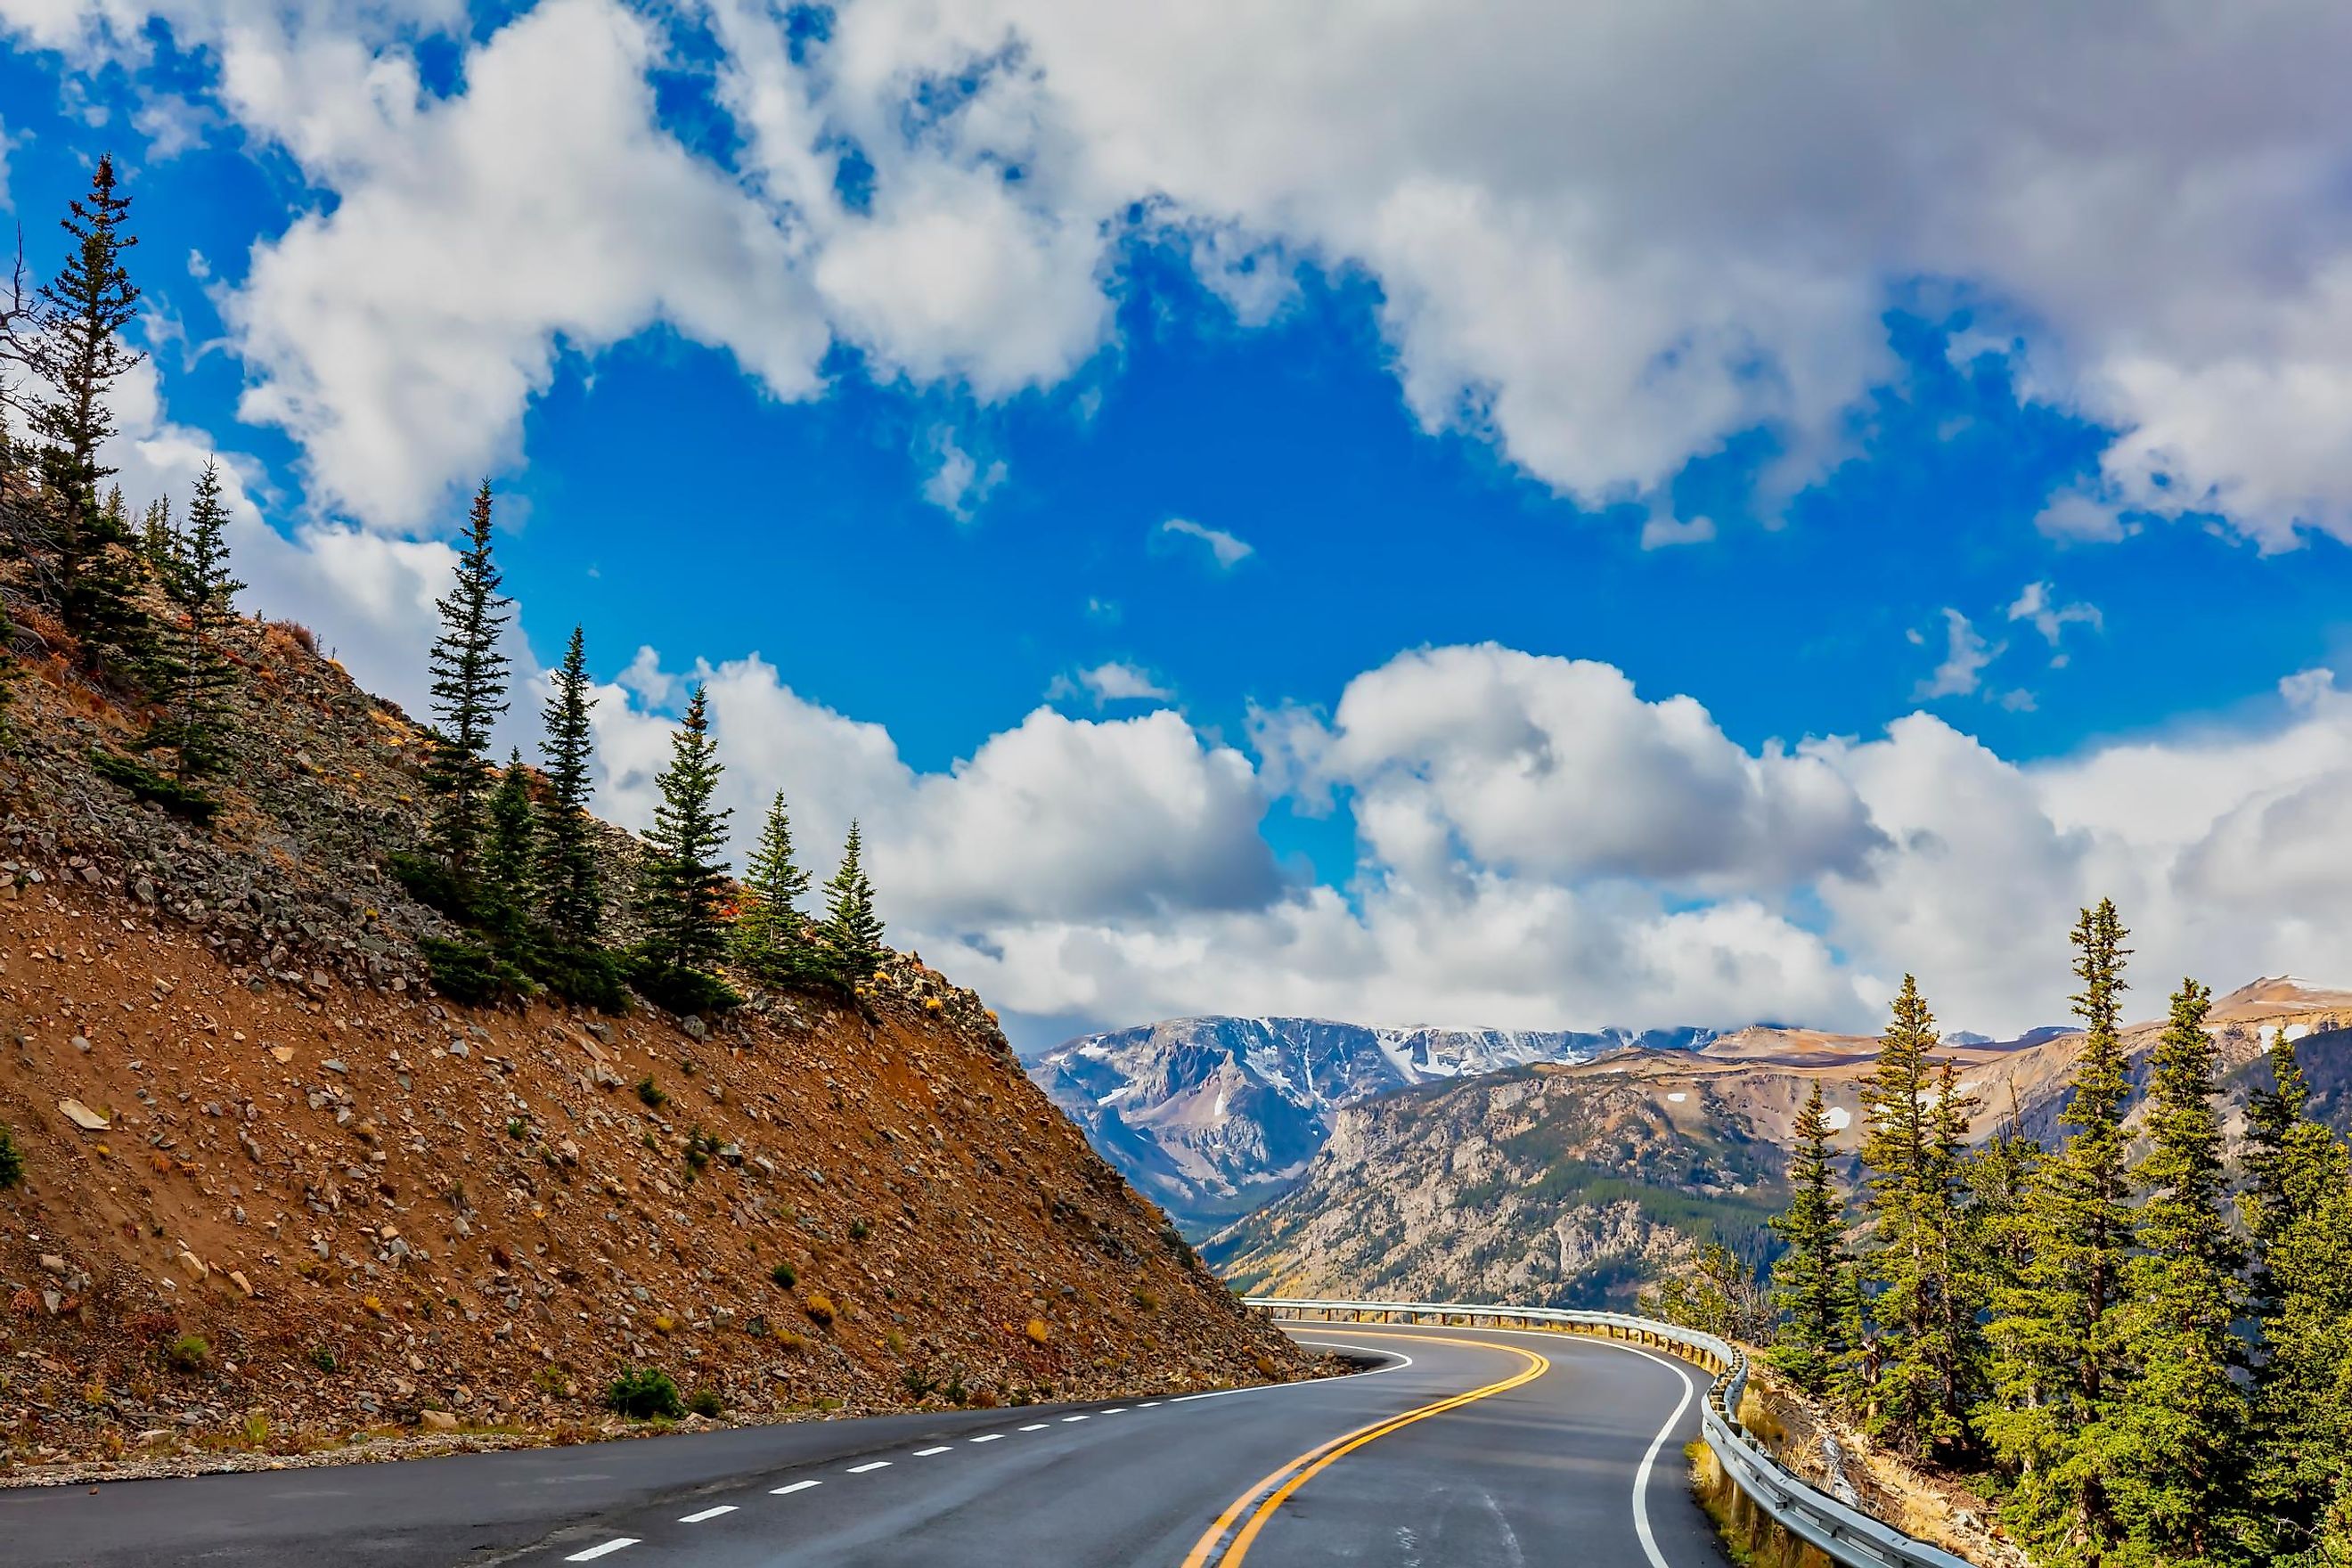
8 1 2352 1045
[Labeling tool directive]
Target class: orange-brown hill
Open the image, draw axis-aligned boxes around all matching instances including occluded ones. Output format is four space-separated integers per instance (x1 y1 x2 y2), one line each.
0 598 1311 1482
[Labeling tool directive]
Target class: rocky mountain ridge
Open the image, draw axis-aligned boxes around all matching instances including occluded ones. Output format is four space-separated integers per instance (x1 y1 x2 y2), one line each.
1026 1015 1716 1231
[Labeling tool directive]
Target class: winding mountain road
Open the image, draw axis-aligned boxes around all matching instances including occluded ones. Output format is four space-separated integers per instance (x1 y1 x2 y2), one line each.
3 1321 1722 1567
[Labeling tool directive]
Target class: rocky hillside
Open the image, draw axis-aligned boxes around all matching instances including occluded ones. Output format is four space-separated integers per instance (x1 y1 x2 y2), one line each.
0 608 1313 1483
1212 983 2352 1307
1028 1016 1714 1232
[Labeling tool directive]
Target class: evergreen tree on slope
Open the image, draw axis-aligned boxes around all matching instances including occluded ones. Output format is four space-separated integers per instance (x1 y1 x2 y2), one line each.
424 481 510 883
1768 1082 1852 1399
1980 899 2136 1568
536 625 602 946
821 820 886 985
149 460 243 776
2108 977 2247 1566
733 790 817 984
633 683 732 1000
1851 973 1963 1456
2243 1026 2352 1564
480 750 537 951
22 155 148 665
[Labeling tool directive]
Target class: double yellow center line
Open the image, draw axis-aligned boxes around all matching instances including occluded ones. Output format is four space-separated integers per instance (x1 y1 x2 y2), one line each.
1179 1331 1551 1568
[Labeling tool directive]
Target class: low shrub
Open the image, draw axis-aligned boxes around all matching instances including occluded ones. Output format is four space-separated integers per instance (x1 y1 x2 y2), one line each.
0 1123 22 1189
386 849 475 923
307 1346 339 1374
804 1295 836 1327
769 1262 797 1290
847 1218 871 1242
604 1368 683 1420
1024 1319 1049 1346
419 935 530 1008
624 951 742 1017
685 1388 724 1419
167 1333 210 1372
527 943 630 1013
636 1076 667 1110
89 748 218 825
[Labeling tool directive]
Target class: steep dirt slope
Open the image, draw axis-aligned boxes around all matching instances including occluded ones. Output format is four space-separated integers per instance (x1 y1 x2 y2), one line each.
1214 987 2352 1306
0 610 1310 1482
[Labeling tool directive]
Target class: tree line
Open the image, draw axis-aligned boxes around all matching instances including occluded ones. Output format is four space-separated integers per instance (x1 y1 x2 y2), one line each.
1738 899 2352 1568
402 476 890 1017
0 157 894 1017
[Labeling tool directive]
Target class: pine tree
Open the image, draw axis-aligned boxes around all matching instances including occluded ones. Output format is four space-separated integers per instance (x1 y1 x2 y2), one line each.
2242 1028 2340 1318
1850 973 1968 1456
148 461 243 776
633 683 732 996
2244 1029 2352 1564
2108 977 2246 1564
1925 1057 1986 1441
479 750 537 949
138 494 172 572
536 625 601 947
1768 1082 1851 1398
21 154 148 665
1980 899 2136 1567
820 820 888 987
732 791 818 984
423 481 511 883
1969 1092 2043 1450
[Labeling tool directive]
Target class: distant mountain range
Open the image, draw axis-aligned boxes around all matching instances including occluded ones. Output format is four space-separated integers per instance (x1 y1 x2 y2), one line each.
1024 1016 1717 1231
1204 978 2352 1310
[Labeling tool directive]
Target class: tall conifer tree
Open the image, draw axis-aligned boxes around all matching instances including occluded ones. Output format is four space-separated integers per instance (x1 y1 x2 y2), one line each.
634 684 731 990
1981 899 2136 1567
479 750 538 949
732 791 816 983
424 481 510 881
1850 974 1952 1454
22 154 147 662
536 625 601 946
1768 1082 1851 1398
821 821 886 984
2244 1029 2352 1563
2109 978 2246 1564
149 460 242 776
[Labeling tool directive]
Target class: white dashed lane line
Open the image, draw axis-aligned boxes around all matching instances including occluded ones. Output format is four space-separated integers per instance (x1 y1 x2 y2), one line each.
1060 1415 1090 1423
770 1481 821 1496
968 1433 1003 1443
564 1540 638 1563
1019 1423 1050 1431
1102 1408 1126 1414
845 1461 893 1474
913 1446 953 1457
678 1506 737 1524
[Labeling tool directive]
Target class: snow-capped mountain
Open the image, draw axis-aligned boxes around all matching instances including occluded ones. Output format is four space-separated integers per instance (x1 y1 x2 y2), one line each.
1025 1016 1716 1232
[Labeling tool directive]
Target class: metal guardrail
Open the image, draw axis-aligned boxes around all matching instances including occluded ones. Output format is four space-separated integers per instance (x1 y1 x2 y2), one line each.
1245 1296 1974 1568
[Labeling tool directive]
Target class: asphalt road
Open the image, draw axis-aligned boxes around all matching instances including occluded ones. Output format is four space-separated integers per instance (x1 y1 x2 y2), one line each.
3 1321 1724 1568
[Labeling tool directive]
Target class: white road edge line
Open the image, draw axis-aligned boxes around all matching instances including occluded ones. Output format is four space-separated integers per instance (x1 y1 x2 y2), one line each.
913 1446 952 1457
770 1481 821 1496
1294 1319 1694 1568
563 1541 638 1563
1166 1340 1415 1404
845 1461 892 1474
968 1433 1003 1443
678 1506 738 1523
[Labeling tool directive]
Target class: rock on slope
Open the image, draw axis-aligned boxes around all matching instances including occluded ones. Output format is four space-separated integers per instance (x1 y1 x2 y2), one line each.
0 613 1310 1482
1212 987 2352 1307
1028 1015 1713 1232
